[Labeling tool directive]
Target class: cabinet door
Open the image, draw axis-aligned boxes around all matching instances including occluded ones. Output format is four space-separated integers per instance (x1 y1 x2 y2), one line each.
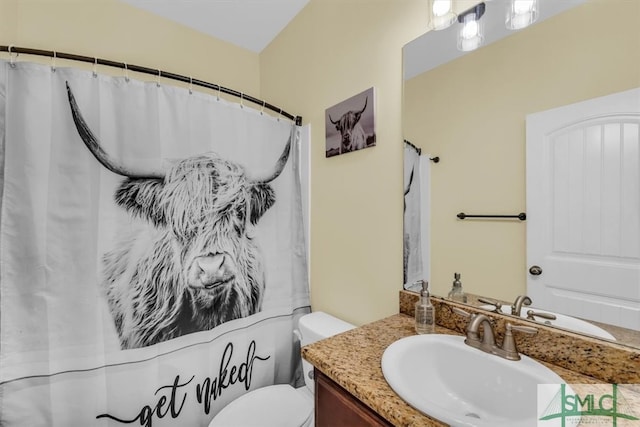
315 369 392 427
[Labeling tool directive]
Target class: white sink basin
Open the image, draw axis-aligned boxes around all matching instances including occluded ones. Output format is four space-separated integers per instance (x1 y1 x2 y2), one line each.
479 305 616 341
381 334 574 427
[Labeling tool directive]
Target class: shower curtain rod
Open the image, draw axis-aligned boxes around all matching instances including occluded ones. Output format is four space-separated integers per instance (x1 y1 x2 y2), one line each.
404 139 439 162
404 139 421 155
0 45 302 125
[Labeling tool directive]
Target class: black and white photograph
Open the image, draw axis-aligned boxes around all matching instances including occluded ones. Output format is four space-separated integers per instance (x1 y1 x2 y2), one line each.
325 87 376 157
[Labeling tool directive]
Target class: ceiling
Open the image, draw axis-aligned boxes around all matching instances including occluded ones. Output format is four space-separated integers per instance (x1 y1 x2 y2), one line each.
119 0 587 78
119 0 311 53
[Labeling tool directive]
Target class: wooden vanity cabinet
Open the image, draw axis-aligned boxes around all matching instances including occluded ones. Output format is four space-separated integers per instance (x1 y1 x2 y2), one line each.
315 369 392 427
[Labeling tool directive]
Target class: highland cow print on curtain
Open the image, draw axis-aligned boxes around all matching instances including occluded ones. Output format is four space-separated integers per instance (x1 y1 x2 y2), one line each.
0 60 310 426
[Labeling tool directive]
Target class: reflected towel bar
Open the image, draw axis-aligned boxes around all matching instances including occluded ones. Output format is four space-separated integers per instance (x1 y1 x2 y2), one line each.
457 212 526 221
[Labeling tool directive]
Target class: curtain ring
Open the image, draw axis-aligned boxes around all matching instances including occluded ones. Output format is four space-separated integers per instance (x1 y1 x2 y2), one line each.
156 69 161 88
123 62 130 82
189 76 193 94
93 57 98 77
278 108 282 122
8 45 17 68
51 51 57 72
217 85 221 101
260 100 265 115
240 92 244 109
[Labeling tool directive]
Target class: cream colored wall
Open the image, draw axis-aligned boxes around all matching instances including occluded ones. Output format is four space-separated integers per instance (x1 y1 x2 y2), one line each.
404 1 640 300
260 0 429 326
0 0 260 95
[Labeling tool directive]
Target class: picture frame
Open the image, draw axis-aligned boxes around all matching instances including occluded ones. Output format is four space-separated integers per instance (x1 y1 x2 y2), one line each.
325 87 376 157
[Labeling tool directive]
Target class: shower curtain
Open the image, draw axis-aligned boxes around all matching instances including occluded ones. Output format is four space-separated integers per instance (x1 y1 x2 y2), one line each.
0 60 310 426
403 142 429 290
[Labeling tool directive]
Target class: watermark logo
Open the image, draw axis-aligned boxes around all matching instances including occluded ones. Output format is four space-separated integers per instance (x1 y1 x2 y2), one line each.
538 384 640 427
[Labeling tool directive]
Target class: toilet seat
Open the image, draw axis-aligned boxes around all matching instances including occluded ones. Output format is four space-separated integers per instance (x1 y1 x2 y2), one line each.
208 384 313 427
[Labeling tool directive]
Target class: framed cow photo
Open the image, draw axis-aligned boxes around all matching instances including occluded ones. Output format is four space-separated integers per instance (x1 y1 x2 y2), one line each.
325 87 376 157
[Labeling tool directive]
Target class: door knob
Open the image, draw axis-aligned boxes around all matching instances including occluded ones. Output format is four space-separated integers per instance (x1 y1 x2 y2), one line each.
529 265 543 276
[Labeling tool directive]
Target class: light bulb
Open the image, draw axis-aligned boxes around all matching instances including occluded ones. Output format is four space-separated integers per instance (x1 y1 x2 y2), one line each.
457 9 484 52
510 12 532 29
432 0 452 17
514 0 535 14
507 0 538 30
429 0 456 31
462 19 479 39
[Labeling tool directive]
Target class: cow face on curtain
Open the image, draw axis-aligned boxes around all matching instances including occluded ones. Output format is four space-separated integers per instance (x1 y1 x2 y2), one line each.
0 61 309 426
66 84 292 349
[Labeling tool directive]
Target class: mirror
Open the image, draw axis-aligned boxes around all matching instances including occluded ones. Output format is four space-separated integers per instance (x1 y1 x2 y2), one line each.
402 0 640 348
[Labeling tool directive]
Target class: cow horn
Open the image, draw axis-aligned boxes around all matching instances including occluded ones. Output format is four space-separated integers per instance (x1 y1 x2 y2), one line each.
254 129 293 184
404 166 414 196
328 113 339 125
357 97 368 116
66 82 166 179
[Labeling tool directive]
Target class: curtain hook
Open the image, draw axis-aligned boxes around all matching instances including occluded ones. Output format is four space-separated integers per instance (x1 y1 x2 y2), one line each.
240 92 244 108
156 69 161 88
189 76 193 94
8 45 17 68
217 85 221 101
278 108 283 122
260 100 265 115
123 62 130 82
51 51 56 72
93 57 98 77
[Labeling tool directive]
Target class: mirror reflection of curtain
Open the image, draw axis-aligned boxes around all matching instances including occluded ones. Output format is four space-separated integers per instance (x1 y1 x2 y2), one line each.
403 141 430 290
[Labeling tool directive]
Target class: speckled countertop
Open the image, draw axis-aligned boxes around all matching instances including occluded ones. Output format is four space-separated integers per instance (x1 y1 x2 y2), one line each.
302 314 605 427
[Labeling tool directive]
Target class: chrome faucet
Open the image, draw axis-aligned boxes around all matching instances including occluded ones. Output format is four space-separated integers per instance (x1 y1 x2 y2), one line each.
511 295 532 316
464 312 497 353
452 307 537 361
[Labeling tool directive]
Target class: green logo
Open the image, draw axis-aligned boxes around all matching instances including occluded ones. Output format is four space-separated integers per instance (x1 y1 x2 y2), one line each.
539 384 639 426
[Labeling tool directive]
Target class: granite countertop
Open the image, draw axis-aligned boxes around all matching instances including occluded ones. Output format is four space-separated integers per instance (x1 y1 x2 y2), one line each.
301 314 603 427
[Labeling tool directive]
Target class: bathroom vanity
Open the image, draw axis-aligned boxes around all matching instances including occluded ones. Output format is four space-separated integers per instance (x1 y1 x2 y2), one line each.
302 292 640 426
303 314 448 426
315 370 391 427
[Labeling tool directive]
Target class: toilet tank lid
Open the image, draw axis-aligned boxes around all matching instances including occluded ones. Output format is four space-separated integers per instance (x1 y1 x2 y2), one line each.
298 311 355 344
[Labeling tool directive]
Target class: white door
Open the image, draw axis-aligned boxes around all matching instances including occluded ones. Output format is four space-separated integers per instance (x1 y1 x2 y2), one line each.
526 87 640 330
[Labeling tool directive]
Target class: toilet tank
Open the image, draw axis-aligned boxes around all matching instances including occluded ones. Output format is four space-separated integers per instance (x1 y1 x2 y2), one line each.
298 312 355 393
298 311 355 346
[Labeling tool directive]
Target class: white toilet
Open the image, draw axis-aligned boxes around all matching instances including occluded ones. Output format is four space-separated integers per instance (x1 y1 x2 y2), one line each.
208 312 355 427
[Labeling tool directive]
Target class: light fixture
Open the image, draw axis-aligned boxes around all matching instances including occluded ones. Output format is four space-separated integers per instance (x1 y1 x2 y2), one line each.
428 0 457 31
457 3 485 52
506 0 539 30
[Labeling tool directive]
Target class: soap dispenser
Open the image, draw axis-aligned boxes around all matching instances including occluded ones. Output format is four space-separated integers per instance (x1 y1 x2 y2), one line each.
447 272 468 303
415 280 435 334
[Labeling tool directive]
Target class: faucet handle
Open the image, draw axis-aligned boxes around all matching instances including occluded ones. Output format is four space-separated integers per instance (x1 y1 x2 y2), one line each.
510 324 537 335
526 310 557 321
451 307 471 318
502 323 537 361
478 297 503 313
